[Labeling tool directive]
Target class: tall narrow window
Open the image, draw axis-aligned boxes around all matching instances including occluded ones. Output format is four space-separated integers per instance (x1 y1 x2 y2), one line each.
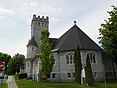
66 53 74 64
38 22 40 26
66 55 69 64
70 55 73 64
93 55 95 63
42 23 43 27
87 53 96 63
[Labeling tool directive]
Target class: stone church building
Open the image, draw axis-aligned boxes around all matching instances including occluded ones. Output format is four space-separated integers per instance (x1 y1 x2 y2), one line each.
24 14 117 82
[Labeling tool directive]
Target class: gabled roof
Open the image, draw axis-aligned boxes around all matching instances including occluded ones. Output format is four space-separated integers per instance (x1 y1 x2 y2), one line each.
54 24 101 51
27 37 38 47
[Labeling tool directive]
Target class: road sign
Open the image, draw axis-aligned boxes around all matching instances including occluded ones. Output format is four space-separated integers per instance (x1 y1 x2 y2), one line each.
0 61 5 71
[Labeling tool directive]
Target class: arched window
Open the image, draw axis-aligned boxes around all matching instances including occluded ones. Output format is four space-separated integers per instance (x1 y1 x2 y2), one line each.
42 23 43 27
38 22 40 26
66 53 74 64
87 53 96 63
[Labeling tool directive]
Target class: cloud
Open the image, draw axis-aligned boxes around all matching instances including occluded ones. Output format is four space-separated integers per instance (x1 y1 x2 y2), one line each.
0 6 15 14
77 5 112 44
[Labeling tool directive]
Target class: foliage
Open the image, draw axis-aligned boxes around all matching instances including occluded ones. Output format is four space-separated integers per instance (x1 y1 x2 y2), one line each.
98 6 117 64
13 53 25 73
7 58 16 75
74 45 82 83
17 73 27 80
7 53 25 75
1 83 7 88
39 29 55 79
0 52 11 73
85 55 94 86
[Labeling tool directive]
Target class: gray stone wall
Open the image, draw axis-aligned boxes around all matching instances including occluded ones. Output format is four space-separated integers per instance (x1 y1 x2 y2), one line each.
49 50 104 82
27 45 38 59
25 60 32 78
26 15 49 79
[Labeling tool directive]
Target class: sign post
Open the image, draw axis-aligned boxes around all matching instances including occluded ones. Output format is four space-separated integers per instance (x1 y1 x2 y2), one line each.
0 61 5 88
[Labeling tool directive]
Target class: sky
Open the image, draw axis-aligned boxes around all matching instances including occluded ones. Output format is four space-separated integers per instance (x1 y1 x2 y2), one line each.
0 0 116 57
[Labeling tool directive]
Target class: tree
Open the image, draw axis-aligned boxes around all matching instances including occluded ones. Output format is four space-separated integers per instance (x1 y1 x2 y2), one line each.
39 29 55 80
98 6 117 79
0 52 11 73
85 55 94 86
74 45 82 83
99 5 117 63
7 59 16 75
13 53 25 73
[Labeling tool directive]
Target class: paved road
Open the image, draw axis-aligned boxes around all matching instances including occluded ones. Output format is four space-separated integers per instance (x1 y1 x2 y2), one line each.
8 76 18 88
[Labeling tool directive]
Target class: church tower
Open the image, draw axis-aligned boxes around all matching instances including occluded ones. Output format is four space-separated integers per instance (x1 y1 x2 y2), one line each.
31 14 49 47
26 15 49 78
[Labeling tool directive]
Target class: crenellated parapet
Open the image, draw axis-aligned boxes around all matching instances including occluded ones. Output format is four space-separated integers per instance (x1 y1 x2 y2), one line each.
32 14 49 22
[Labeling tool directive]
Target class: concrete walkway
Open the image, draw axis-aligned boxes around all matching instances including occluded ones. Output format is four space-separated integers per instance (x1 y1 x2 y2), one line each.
8 76 18 88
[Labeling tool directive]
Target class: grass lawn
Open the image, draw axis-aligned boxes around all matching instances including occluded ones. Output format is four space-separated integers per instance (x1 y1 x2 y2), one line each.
16 80 117 88
16 80 94 88
1 83 7 88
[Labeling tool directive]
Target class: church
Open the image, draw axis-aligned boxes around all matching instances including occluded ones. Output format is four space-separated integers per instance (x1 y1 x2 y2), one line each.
24 14 116 82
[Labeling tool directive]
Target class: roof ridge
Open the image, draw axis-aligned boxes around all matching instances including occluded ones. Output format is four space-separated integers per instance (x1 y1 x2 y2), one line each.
57 25 74 51
59 27 74 51
75 25 82 48
77 26 101 50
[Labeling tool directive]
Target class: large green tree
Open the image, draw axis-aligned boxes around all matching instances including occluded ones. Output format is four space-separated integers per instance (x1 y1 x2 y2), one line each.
39 29 55 80
74 46 82 83
7 53 25 75
85 55 94 86
13 53 25 73
98 6 117 79
99 6 117 63
7 58 16 75
0 52 11 73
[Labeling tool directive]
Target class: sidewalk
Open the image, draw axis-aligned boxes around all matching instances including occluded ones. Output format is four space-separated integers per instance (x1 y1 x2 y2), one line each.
8 76 18 88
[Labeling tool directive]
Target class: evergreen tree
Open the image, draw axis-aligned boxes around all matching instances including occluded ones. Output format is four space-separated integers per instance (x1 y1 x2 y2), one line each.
85 55 94 86
74 45 82 83
39 29 55 80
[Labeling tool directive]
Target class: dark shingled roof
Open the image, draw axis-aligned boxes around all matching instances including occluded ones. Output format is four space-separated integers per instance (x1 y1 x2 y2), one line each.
49 38 58 48
54 25 101 51
27 37 38 47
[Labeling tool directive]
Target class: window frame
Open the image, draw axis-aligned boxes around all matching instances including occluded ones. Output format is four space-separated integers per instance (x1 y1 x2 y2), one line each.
87 53 96 63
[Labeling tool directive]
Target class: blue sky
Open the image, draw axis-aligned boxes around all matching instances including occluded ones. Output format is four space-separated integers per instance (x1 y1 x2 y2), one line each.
0 0 116 56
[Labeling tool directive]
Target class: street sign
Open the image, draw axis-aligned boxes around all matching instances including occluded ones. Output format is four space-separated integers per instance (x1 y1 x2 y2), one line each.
0 61 5 71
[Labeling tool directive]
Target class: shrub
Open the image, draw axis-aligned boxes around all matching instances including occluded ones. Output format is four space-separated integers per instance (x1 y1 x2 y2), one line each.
17 73 27 80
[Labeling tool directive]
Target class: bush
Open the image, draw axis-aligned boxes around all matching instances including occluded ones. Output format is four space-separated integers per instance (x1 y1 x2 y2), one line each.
17 73 27 80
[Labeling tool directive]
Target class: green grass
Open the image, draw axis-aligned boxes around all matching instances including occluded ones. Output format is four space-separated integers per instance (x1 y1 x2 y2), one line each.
1 83 7 88
16 80 117 88
16 80 94 88
95 81 117 88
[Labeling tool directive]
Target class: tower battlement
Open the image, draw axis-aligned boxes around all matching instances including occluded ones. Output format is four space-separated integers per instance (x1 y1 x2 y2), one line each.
32 14 49 22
